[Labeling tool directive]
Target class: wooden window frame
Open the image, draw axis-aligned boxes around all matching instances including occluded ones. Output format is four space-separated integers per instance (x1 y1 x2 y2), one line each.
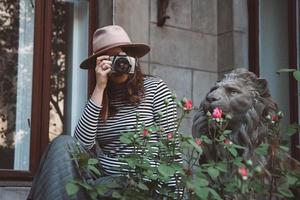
0 0 98 181
248 0 300 160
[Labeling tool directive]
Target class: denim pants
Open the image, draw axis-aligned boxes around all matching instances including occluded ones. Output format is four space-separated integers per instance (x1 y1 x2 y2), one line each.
27 135 120 200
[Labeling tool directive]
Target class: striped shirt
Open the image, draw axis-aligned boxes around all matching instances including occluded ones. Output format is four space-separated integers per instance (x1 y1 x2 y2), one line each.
74 76 180 185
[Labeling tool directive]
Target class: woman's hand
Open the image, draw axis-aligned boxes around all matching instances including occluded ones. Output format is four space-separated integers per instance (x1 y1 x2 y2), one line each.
90 55 112 106
95 55 112 90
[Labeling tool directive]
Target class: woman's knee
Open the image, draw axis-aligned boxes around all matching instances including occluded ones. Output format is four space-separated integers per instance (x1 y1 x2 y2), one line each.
50 135 79 149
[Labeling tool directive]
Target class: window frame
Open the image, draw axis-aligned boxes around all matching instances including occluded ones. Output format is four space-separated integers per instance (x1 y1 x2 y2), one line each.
0 0 98 181
248 0 300 160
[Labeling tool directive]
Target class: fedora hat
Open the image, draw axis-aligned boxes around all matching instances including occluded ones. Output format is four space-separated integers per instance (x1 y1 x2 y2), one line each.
80 25 150 69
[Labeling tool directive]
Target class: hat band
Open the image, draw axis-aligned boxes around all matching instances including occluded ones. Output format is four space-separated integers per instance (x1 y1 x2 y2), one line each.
93 42 131 54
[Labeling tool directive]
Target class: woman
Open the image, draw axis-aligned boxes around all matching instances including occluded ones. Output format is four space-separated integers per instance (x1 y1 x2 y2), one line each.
28 25 179 200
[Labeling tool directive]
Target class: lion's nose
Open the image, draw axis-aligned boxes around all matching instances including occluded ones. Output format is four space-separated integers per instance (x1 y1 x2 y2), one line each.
206 93 220 103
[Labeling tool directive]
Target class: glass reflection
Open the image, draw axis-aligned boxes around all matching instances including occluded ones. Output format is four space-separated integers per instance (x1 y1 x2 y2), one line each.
0 0 35 170
49 0 89 141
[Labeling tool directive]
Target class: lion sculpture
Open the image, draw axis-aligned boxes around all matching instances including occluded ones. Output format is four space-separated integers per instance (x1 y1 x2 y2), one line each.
192 68 278 162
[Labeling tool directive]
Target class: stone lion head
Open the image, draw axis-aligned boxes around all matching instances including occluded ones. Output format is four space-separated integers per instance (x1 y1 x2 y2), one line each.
192 68 278 161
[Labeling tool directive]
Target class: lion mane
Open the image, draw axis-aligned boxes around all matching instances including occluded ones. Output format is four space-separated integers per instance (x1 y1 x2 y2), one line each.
192 68 278 161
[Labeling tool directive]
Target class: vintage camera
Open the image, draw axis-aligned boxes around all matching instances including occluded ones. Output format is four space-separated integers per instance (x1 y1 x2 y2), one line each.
109 52 136 74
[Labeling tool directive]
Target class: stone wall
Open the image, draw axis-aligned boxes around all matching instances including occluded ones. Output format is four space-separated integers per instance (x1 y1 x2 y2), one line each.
111 0 248 133
218 0 248 75
0 187 30 200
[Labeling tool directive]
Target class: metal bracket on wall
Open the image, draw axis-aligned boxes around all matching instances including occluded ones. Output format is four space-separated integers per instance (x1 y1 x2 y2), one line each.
157 0 170 26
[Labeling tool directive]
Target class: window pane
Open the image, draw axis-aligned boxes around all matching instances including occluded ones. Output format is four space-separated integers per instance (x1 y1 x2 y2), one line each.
298 0 300 123
259 0 290 127
49 0 89 141
0 0 35 170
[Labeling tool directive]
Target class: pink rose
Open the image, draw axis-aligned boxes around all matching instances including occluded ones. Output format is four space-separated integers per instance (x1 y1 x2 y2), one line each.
212 107 223 119
183 99 193 111
272 114 279 122
224 139 233 145
195 138 202 146
238 167 248 180
167 132 173 140
143 129 149 137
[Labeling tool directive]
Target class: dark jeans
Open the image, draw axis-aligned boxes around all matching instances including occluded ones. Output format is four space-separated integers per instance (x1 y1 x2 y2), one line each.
27 135 118 200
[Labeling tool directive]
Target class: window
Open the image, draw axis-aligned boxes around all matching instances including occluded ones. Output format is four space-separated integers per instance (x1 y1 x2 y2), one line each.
49 0 89 141
248 0 299 160
258 0 290 126
0 0 98 180
0 0 35 171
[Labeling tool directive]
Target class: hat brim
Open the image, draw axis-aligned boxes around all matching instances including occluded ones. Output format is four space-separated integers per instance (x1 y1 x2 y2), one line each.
80 43 150 69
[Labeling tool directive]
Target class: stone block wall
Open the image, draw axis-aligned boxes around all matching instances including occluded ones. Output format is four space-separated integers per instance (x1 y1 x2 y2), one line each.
112 0 248 134
218 0 249 74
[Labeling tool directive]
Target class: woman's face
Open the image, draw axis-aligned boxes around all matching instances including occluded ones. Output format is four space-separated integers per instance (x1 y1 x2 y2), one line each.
106 47 129 85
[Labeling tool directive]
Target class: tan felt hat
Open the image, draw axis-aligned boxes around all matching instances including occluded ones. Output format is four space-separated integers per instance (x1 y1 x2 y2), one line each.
80 25 150 69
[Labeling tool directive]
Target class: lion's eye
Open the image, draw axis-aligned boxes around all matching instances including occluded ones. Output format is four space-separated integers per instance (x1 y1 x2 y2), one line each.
227 88 240 95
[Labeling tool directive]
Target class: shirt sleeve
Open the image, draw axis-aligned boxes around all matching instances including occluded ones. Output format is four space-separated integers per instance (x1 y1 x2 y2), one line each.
153 80 177 134
153 80 182 188
73 99 101 149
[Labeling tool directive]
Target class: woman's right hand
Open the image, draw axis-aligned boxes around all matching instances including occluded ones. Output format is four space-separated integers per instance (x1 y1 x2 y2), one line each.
95 55 112 91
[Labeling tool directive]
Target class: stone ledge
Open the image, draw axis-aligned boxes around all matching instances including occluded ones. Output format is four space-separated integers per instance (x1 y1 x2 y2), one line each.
0 187 30 200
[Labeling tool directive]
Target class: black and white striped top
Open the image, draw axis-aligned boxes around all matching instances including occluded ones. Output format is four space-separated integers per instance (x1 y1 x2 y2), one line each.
74 76 180 178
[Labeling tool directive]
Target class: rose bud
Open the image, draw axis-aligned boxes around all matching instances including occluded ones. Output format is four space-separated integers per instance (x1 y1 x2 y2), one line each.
212 107 223 119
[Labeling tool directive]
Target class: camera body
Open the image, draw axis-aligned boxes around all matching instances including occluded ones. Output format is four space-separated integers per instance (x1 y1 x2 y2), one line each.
109 52 136 74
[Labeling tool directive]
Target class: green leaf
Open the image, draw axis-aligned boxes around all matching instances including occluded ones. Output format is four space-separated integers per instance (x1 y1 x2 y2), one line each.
200 135 212 144
228 147 238 157
77 181 93 190
208 167 220 179
112 191 122 199
277 68 296 74
232 144 246 149
219 135 226 141
233 157 244 167
122 157 137 169
136 160 151 169
215 163 227 172
293 70 300 81
95 184 107 195
120 135 132 144
223 130 232 135
65 182 79 196
255 143 269 156
137 182 149 190
197 178 209 187
279 145 289 152
88 158 98 165
188 138 203 154
208 188 223 200
287 124 299 136
278 183 294 198
89 191 98 200
158 164 176 177
286 174 298 185
88 165 101 176
195 187 209 199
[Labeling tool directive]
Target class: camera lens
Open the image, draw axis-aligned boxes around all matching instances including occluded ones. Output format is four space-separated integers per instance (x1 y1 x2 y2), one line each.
114 57 131 73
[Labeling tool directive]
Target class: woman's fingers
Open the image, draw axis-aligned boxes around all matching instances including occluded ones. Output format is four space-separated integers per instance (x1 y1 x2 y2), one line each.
95 56 112 76
96 55 109 64
101 61 112 70
96 56 112 70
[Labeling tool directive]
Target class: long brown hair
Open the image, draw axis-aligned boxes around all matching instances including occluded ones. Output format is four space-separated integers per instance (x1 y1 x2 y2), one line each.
101 61 145 122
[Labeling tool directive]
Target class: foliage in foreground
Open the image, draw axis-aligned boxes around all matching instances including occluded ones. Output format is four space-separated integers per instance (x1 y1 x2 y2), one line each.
66 95 300 200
